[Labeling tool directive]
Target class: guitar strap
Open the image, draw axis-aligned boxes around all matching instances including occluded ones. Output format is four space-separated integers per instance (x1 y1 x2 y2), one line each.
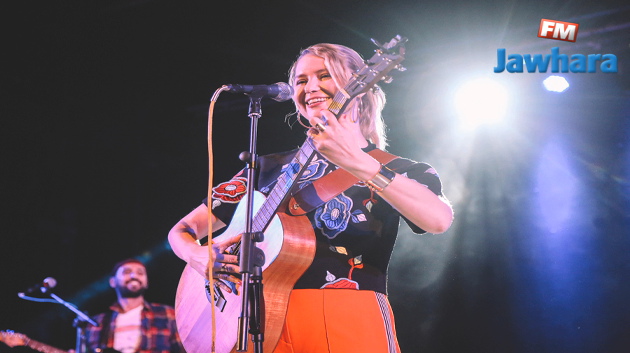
288 149 401 216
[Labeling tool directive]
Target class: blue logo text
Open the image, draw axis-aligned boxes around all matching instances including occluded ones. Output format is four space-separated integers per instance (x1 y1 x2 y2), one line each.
494 47 617 73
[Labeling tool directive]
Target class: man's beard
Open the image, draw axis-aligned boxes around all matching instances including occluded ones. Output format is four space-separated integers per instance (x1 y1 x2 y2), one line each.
117 281 147 298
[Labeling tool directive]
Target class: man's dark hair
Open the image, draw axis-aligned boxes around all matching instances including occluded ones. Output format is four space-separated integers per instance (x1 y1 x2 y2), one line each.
111 258 146 277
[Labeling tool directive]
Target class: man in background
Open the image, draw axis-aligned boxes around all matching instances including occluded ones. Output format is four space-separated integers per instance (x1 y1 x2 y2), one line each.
85 259 184 353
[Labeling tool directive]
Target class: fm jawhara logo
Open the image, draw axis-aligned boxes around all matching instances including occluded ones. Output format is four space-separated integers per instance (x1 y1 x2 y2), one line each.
493 18 617 73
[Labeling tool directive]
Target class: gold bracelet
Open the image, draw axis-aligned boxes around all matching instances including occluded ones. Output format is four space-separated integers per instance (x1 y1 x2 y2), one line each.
365 164 396 192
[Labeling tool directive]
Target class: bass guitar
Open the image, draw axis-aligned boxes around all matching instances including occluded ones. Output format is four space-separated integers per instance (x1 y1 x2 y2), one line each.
174 35 407 353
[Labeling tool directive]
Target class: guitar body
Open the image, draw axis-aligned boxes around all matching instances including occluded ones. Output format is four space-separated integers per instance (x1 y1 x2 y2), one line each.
175 191 316 353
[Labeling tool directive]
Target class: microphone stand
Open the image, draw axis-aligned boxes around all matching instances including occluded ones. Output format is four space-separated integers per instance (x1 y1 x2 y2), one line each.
48 292 99 353
236 94 266 353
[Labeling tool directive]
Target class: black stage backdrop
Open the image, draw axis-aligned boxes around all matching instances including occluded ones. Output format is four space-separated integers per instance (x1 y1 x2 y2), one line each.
2 1 629 352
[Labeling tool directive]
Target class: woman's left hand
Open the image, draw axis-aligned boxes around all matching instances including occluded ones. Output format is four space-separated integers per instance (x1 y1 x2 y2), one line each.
308 110 366 172
308 109 453 234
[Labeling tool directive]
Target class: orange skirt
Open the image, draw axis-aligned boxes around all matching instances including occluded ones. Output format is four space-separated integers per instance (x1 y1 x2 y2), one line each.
273 289 401 353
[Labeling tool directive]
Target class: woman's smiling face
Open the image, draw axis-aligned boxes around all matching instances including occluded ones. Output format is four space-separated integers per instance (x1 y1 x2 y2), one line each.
293 54 339 124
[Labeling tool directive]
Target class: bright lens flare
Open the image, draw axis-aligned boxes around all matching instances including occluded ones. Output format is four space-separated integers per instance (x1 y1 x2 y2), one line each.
454 78 508 129
543 75 569 92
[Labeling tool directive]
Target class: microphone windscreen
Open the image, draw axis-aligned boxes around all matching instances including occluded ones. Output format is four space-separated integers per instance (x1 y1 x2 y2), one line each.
273 82 294 102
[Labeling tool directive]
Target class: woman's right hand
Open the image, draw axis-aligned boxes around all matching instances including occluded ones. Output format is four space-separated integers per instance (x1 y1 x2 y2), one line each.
187 234 242 293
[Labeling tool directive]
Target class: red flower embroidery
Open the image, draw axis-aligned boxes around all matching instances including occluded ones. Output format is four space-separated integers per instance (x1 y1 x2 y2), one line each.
212 177 247 203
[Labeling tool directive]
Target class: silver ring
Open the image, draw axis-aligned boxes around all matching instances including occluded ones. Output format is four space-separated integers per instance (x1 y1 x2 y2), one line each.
315 123 326 133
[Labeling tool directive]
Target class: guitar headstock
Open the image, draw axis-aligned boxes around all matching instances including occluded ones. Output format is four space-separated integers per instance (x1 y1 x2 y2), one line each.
342 35 407 99
0 330 28 347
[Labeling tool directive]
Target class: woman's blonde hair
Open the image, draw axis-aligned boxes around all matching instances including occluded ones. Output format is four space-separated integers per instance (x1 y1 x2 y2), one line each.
288 43 387 149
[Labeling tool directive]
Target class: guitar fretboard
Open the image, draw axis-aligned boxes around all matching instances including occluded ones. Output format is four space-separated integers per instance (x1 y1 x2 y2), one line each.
251 138 317 233
26 339 69 353
327 90 350 116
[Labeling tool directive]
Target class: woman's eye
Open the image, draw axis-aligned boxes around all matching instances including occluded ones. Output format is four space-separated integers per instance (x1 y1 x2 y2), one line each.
296 79 306 85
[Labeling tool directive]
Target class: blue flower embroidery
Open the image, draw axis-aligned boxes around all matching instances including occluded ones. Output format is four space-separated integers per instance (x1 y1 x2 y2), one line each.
298 158 328 184
315 192 353 239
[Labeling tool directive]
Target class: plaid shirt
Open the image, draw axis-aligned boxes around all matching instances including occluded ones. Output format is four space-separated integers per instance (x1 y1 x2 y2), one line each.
85 301 185 353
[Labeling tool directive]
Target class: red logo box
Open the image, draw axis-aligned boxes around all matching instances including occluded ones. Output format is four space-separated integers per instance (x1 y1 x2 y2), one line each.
538 19 579 42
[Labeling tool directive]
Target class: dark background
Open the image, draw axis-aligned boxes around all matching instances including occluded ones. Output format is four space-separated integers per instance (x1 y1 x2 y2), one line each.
2 1 629 352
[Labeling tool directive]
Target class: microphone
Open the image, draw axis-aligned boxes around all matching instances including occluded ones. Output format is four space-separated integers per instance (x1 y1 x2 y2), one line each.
18 277 57 297
225 82 294 102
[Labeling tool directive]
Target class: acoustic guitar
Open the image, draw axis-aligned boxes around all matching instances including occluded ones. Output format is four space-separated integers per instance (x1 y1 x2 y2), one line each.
174 35 407 353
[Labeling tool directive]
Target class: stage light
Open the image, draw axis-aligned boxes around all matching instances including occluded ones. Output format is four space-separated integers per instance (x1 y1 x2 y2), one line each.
454 78 508 129
543 75 569 92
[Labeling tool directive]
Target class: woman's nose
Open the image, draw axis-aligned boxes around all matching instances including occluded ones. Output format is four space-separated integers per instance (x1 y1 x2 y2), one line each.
304 79 320 94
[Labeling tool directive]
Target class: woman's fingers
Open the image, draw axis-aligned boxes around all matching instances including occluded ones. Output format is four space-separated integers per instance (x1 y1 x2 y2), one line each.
212 275 241 295
224 233 242 246
215 280 233 294
213 271 242 290
337 113 351 126
214 262 240 274
214 234 242 256
310 112 350 139
207 234 242 283
214 252 239 264
320 110 339 126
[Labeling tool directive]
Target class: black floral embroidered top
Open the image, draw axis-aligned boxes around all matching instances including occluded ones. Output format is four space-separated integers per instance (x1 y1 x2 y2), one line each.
205 143 443 295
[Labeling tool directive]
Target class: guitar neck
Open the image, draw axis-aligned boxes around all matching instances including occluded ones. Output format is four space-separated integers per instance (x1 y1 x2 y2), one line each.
251 139 317 233
25 339 68 353
327 88 353 117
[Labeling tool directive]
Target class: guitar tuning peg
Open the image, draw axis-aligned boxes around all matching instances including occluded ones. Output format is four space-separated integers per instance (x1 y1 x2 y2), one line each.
371 38 383 48
396 65 407 72
381 76 394 84
372 35 408 53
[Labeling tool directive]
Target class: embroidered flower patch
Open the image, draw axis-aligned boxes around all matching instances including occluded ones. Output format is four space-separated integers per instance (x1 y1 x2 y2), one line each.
315 192 353 239
212 177 247 203
298 157 328 184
